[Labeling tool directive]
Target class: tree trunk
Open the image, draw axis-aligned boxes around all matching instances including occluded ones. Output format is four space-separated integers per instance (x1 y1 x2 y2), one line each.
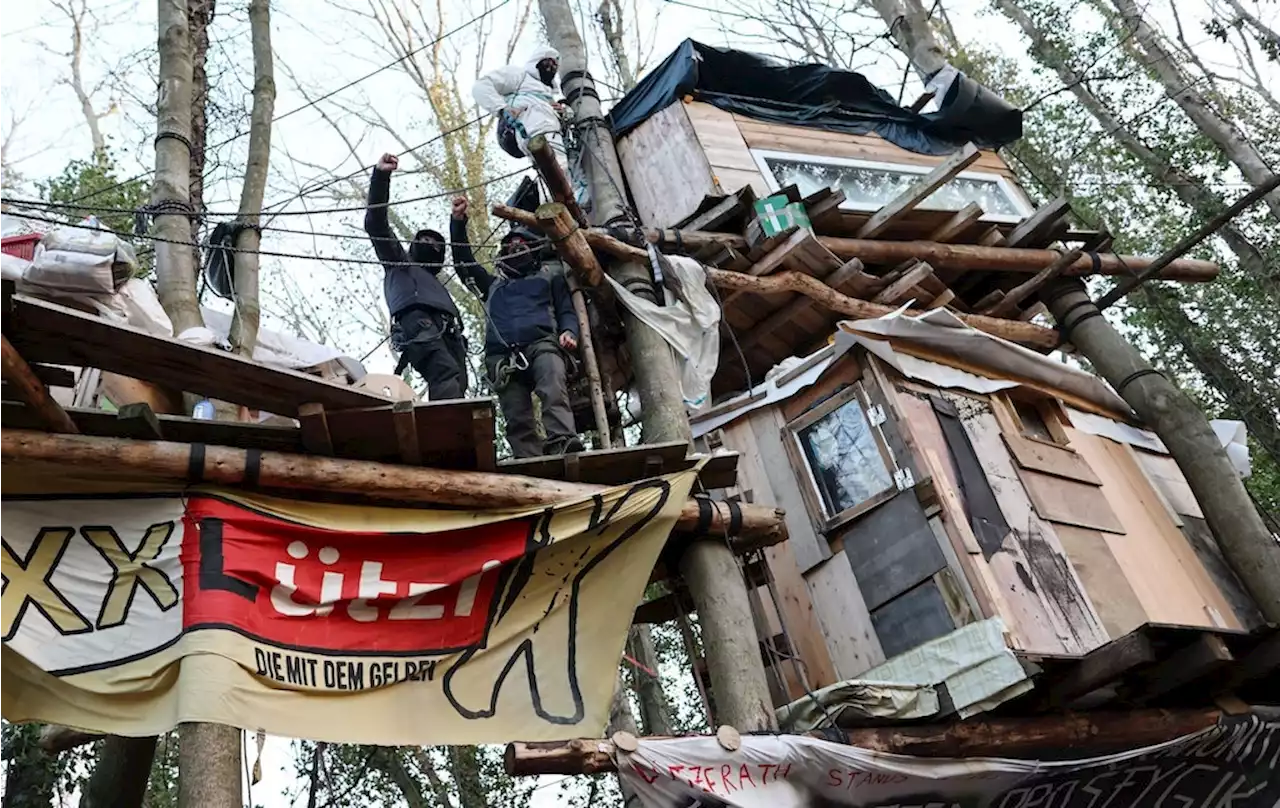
153 0 203 335
537 0 691 446
80 736 157 808
448 747 486 808
370 749 428 808
1107 0 1280 223
1044 279 1280 623
177 723 241 808
228 0 274 358
187 0 215 253
595 0 637 90
993 0 1278 296
65 3 106 159
628 624 674 736
865 0 948 80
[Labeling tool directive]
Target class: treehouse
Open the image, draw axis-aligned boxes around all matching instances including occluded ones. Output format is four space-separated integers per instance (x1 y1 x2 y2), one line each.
606 41 1275 724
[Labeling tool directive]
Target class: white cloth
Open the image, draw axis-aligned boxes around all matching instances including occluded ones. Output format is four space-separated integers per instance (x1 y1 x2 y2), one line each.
472 46 562 154
606 256 721 412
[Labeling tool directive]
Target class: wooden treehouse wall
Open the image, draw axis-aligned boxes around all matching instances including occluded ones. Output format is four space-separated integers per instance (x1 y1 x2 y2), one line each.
616 100 1030 228
704 348 1261 706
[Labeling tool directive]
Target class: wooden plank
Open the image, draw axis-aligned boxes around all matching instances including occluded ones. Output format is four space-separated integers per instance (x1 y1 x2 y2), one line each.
1020 471 1127 534
1218 632 1280 691
856 144 982 239
1001 433 1103 486
926 202 984 244
1177 516 1264 630
870 578 957 659
680 195 745 233
803 187 847 232
471 408 496 472
499 440 688 484
839 491 948 610
972 289 1005 311
29 363 77 389
977 226 1006 246
926 288 957 309
749 406 832 571
739 260 866 351
116 402 164 441
1132 633 1233 704
1044 630 1157 706
985 249 1085 317
1006 198 1071 248
616 102 718 227
804 550 886 678
872 261 936 305
392 399 422 465
8 294 389 418
1054 524 1148 640
298 403 334 456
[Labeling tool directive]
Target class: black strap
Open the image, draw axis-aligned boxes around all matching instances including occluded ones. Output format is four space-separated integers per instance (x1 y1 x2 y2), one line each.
155 130 194 152
188 443 206 483
1089 251 1102 274
1116 367 1165 394
674 229 684 252
244 449 263 488
727 500 743 538
694 496 713 534
562 69 594 84
565 86 600 105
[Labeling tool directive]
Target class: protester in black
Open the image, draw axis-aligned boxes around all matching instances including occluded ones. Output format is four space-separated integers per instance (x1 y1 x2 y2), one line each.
449 196 584 458
364 153 468 399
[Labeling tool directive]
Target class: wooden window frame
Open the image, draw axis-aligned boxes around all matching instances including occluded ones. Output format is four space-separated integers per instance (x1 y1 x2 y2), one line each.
749 148 1033 224
996 390 1073 449
782 382 899 535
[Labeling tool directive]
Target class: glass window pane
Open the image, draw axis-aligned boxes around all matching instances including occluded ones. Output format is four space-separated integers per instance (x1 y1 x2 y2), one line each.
796 396 895 517
762 156 1020 216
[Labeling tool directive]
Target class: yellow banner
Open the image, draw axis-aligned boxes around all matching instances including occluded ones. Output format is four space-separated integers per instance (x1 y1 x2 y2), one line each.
2 470 696 745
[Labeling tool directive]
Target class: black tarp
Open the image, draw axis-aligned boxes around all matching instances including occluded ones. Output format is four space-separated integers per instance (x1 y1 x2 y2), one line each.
607 40 1022 155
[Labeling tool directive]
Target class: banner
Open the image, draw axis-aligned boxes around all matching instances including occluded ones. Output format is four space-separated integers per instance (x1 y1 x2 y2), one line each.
618 714 1280 807
2 470 696 745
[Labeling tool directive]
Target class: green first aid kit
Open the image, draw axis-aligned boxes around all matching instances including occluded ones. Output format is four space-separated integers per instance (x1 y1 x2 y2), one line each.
753 194 812 238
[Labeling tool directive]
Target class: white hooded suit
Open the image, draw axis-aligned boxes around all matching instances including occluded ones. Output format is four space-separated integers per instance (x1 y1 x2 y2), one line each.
472 46 588 207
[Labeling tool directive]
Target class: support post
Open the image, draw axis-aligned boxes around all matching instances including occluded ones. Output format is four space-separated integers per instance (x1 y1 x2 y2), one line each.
536 0 777 733
568 277 612 449
1045 279 1280 622
1 335 79 434
80 736 158 808
535 202 605 286
178 723 242 808
527 134 588 227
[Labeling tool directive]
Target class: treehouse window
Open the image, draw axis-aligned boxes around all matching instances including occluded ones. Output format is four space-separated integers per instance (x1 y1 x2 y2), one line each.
788 385 896 526
751 149 1030 222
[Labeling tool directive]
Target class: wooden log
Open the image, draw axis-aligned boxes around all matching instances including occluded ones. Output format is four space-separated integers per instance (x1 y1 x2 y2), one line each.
536 202 605 287
1 335 79 434
872 261 936 305
739 259 867 351
985 249 1084 317
636 229 1218 282
856 144 980 238
570 280 612 449
1006 198 1072 248
1 430 787 551
527 134 588 226
505 707 1228 775
705 268 1059 350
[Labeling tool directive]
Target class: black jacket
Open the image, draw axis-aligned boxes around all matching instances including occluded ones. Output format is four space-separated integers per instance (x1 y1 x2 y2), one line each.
364 168 459 320
450 218 578 357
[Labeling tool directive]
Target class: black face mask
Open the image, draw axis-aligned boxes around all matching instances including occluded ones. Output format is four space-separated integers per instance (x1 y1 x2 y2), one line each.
501 247 538 277
537 61 557 87
409 239 443 266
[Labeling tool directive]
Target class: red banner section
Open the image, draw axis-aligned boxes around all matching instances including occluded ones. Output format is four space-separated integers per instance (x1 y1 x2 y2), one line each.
181 497 530 654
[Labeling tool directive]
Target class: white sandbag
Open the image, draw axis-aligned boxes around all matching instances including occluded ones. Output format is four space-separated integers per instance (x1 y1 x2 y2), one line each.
605 255 720 412
1 252 31 283
24 218 138 295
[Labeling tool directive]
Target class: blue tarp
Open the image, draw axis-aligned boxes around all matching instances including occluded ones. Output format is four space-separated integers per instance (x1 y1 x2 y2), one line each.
607 40 1021 156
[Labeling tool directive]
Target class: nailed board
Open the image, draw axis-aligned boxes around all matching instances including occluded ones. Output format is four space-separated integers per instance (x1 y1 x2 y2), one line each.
616 102 719 228
685 101 763 173
1175 516 1263 631
804 550 885 679
747 405 832 572
870 578 957 661
838 492 947 611
6 293 390 418
1019 472 1127 535
1001 433 1103 486
1053 524 1148 641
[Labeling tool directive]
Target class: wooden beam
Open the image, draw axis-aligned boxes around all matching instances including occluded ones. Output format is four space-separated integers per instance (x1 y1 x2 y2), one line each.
535 202 605 287
29 364 77 389
872 261 936 305
116 402 164 440
1218 632 1280 691
297 402 333 455
706 268 1060 350
681 194 746 233
392 399 422 465
1 334 78 434
928 202 985 244
739 259 868 351
856 144 981 239
1044 630 1157 707
985 249 1084 318
1006 197 1071 248
972 290 1005 311
1132 634 1233 704
2 430 788 551
527 134 588 226
505 707 1229 775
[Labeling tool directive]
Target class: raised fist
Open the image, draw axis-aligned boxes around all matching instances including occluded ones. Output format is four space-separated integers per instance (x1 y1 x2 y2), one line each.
376 153 399 172
452 196 469 220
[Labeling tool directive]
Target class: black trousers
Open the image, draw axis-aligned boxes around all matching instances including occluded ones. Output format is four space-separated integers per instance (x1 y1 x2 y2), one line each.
395 308 468 400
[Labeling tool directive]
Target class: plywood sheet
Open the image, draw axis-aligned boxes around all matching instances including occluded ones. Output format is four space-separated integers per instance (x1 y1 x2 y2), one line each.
1054 524 1148 640
1134 450 1204 519
898 388 961 496
710 167 771 199
747 406 832 572
870 578 957 660
685 102 761 172
805 550 885 678
838 492 947 611
1020 471 1127 534
616 102 717 227
1068 428 1242 630
1002 433 1103 486
951 393 1108 655
1178 515 1263 630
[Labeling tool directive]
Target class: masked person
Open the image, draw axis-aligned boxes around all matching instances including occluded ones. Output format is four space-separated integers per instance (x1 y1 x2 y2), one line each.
364 153 468 399
450 196 584 458
471 46 588 209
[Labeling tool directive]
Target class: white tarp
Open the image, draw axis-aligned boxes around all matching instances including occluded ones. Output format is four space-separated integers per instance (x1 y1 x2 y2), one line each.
690 348 835 439
1066 408 1252 479
618 714 1280 807
607 256 720 411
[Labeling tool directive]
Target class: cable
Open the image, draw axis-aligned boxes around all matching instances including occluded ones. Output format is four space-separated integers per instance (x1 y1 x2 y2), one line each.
5 209 547 269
